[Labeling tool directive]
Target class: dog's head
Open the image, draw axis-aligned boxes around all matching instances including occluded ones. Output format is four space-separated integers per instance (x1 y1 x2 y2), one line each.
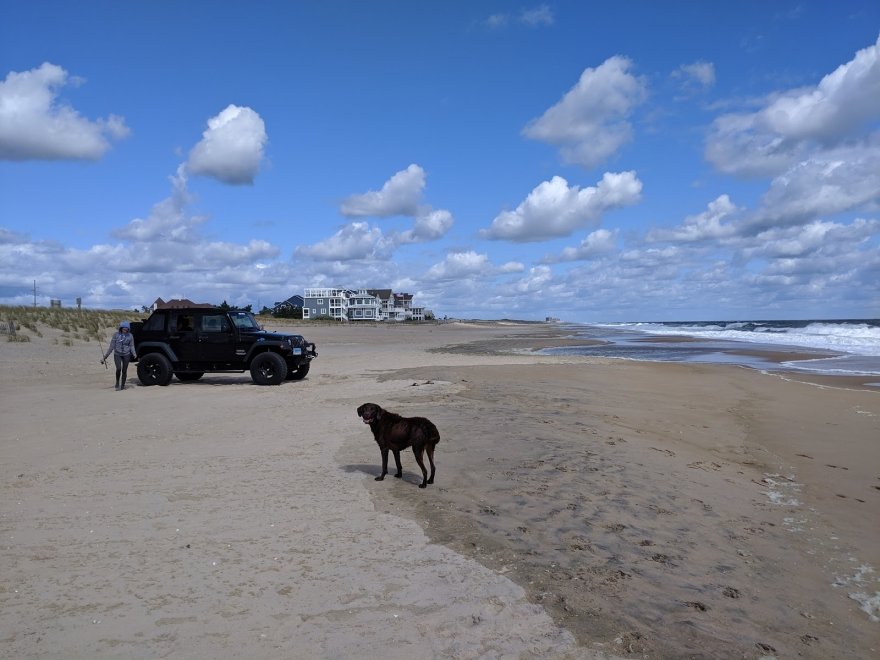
357 403 382 425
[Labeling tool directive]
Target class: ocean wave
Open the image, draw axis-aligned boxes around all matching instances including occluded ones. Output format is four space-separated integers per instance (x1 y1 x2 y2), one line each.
596 320 880 357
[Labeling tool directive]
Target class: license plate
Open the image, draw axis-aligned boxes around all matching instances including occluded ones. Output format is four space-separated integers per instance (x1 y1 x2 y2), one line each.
293 348 302 355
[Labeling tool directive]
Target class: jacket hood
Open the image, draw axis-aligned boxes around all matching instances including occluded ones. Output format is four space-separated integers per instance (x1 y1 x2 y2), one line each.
119 321 131 330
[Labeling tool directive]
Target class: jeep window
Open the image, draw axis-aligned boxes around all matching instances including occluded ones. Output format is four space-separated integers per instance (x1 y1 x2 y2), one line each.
229 312 260 330
175 315 195 331
143 313 165 332
201 314 230 333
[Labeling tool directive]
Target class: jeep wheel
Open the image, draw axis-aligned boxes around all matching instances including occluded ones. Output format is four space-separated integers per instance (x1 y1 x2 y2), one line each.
250 352 287 385
286 362 310 380
137 353 173 386
175 371 204 382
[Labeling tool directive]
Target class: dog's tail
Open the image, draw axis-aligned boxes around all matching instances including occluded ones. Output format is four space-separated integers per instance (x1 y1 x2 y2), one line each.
425 419 440 445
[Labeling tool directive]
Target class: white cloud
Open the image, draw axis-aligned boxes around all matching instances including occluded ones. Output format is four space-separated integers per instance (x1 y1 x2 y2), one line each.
482 172 642 242
0 166 287 308
113 166 205 243
340 164 426 217
647 195 740 243
543 228 618 263
0 62 129 161
424 251 492 280
396 208 454 244
748 141 880 231
187 105 267 185
743 218 880 260
294 222 393 261
511 265 553 293
523 56 648 168
706 34 880 177
499 261 525 273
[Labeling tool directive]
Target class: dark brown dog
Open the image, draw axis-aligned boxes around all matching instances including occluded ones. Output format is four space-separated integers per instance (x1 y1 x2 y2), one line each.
357 403 439 488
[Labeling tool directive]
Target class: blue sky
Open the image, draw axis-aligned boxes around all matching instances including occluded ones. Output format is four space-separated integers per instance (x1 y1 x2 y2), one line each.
1 1 879 321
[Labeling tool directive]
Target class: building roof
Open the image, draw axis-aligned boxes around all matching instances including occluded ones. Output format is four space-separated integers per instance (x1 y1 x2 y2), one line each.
153 297 215 309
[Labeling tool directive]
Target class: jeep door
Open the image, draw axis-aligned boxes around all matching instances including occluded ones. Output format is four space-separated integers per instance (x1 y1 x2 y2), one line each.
197 313 235 363
171 312 200 362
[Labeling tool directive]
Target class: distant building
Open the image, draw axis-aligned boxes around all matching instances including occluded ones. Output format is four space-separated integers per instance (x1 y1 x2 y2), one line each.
302 288 351 321
299 287 425 321
152 297 215 310
348 290 382 321
272 295 304 315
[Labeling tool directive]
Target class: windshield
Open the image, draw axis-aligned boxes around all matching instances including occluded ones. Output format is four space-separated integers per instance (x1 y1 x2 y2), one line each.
229 311 261 330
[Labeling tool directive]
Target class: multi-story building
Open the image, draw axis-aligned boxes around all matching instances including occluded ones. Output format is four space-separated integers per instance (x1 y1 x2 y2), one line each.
347 290 382 321
302 288 351 321
300 287 426 321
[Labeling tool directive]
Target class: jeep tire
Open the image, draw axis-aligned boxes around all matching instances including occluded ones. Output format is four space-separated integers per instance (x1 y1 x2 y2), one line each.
137 353 173 386
250 352 287 385
286 362 310 381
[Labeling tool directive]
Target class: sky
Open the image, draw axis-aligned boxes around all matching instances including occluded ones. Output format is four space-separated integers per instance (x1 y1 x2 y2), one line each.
1 1 879 322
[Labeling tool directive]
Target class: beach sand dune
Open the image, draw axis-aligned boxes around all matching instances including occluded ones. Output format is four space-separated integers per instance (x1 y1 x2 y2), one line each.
1 321 877 658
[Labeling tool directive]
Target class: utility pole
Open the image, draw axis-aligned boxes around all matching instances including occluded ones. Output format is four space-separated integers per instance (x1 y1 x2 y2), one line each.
33 280 37 308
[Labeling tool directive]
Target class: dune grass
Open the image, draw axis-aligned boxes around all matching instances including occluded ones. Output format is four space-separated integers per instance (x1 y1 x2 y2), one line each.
1 306 138 344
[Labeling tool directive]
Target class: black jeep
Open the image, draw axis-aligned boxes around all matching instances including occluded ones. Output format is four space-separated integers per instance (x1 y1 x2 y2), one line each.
130 308 317 386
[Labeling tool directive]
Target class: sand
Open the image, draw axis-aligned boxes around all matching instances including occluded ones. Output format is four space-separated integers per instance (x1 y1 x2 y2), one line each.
1 321 878 659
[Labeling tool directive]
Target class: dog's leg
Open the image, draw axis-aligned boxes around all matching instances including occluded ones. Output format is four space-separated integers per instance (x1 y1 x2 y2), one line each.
426 445 436 485
376 447 389 481
392 450 403 479
412 445 429 488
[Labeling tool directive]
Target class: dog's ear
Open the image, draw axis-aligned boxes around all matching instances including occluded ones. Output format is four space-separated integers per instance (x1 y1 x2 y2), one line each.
357 404 364 416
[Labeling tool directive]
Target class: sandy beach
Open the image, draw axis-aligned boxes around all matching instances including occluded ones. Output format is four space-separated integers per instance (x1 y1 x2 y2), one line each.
1 320 878 658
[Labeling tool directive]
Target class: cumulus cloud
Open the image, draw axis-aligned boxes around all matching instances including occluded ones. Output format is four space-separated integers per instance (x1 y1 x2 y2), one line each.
647 195 741 243
0 62 129 161
187 105 267 185
340 164 426 217
706 34 880 177
743 218 880 260
542 228 618 263
482 172 642 242
294 222 393 261
396 208 454 244
424 251 492 280
113 166 204 243
747 141 880 231
523 56 648 168
0 167 284 308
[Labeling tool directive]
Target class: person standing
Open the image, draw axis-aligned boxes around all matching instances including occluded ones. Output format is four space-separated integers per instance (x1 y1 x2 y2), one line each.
102 321 137 390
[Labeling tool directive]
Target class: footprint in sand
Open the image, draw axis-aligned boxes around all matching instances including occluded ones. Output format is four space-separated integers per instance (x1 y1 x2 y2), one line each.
683 600 709 612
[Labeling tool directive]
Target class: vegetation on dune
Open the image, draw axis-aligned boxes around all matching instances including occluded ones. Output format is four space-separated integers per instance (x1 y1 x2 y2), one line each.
0 306 138 344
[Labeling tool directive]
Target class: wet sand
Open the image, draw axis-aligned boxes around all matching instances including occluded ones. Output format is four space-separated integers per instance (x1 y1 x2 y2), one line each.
354 330 880 658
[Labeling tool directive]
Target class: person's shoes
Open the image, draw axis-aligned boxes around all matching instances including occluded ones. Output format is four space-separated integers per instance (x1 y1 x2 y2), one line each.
115 385 120 390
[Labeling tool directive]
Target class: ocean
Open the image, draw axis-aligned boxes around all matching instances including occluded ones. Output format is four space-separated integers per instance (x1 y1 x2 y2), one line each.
537 319 880 380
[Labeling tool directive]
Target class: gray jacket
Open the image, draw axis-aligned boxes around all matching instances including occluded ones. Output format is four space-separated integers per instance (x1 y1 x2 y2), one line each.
104 331 137 359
